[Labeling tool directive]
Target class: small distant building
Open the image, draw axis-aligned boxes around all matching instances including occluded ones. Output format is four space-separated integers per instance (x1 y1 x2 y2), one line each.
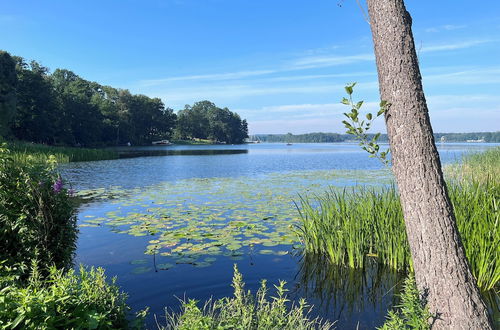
440 136 446 143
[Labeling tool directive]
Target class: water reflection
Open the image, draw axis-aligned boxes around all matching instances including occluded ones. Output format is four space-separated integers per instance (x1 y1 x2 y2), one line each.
293 254 404 328
116 148 248 158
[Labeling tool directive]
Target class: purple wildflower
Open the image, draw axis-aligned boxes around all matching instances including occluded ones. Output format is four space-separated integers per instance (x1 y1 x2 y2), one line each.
53 178 63 193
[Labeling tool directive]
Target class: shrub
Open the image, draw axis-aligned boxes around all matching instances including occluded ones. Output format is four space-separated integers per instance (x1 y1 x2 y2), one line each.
0 263 144 329
378 276 431 330
162 265 333 330
0 143 77 277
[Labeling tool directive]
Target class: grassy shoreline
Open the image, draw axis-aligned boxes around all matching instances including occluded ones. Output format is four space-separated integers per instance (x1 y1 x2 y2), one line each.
6 141 119 163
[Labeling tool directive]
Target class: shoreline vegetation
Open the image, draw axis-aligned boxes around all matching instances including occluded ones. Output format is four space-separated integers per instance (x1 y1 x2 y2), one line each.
1 140 498 328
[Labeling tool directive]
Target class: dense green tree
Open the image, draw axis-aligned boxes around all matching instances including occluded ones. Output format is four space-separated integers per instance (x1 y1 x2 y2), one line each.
0 51 17 137
1 50 244 146
50 69 104 146
175 100 248 143
10 59 58 144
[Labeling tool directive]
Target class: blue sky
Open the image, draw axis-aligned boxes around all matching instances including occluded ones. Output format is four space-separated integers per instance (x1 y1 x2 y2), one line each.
1 0 499 134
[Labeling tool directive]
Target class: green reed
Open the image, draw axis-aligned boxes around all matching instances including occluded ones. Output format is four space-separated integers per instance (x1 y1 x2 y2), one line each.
446 146 500 183
7 142 118 163
297 179 499 291
297 186 409 271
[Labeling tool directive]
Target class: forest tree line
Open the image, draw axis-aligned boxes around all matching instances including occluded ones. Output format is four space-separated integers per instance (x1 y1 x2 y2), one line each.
0 50 248 146
255 132 500 143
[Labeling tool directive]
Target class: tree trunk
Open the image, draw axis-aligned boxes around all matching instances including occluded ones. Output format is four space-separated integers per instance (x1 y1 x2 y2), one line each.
365 0 493 328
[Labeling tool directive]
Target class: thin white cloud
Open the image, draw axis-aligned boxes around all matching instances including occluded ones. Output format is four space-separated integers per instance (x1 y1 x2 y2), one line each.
265 72 375 82
290 53 374 70
245 93 500 134
424 67 500 85
424 24 467 33
139 52 375 87
421 39 493 52
156 83 353 104
140 69 276 86
138 38 490 88
238 101 381 125
443 24 466 31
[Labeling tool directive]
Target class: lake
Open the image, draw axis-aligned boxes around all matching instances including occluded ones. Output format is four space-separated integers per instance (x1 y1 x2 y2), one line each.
61 143 497 329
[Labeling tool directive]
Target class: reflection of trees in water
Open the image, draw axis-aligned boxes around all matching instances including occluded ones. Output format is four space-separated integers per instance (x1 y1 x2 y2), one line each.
292 254 405 327
117 149 248 158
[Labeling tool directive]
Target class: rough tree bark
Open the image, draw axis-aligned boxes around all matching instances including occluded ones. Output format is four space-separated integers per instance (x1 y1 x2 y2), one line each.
364 0 493 328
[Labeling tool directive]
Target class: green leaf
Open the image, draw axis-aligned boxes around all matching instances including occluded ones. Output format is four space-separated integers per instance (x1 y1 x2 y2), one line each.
345 83 356 95
366 113 372 120
356 101 364 109
341 97 350 105
342 121 353 129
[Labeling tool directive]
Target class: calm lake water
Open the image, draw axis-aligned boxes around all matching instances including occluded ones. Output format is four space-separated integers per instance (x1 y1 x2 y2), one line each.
61 143 497 329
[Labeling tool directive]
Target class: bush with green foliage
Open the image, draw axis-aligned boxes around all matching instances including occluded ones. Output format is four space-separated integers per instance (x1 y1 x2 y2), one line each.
379 276 431 330
0 263 144 329
162 265 333 330
0 143 77 277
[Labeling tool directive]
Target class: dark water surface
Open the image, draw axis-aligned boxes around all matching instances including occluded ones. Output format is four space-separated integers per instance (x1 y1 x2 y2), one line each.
62 143 498 329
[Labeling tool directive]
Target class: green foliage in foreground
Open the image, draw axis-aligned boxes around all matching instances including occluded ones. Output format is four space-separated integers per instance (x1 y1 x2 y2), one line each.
7 141 118 163
161 265 333 330
0 144 78 276
297 179 499 291
379 276 431 330
0 263 144 329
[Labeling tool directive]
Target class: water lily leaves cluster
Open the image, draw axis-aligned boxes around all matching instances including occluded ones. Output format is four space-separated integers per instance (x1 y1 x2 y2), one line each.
78 169 390 272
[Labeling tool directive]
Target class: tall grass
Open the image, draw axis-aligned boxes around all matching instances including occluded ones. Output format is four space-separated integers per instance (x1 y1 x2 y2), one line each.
7 141 118 163
297 179 499 291
446 146 500 183
297 186 409 271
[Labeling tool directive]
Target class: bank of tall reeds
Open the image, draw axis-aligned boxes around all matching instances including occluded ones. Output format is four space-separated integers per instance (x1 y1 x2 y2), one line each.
7 141 118 163
446 146 500 183
297 153 499 291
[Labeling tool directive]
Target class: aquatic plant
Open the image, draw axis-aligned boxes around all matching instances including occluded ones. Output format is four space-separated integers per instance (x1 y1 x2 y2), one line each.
446 146 500 183
7 141 118 163
0 263 146 329
297 179 500 291
161 265 333 330
79 169 392 272
297 186 409 271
